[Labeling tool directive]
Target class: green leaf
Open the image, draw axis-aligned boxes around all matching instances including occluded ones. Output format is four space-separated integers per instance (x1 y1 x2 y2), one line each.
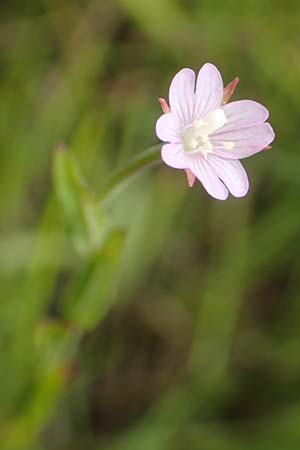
53 144 105 255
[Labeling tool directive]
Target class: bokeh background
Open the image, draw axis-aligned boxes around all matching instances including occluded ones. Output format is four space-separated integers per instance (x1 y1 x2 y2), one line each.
1 0 300 449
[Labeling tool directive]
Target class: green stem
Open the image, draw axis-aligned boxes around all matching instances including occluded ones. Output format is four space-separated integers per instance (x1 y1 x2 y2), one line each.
97 145 161 203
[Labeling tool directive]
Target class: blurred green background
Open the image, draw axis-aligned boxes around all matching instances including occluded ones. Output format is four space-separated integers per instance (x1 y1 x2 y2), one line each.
1 0 300 449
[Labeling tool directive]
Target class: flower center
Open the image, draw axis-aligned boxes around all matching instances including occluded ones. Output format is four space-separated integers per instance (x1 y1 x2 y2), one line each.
180 109 227 157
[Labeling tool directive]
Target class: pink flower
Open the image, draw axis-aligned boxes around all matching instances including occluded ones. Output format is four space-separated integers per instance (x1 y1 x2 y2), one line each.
156 63 275 200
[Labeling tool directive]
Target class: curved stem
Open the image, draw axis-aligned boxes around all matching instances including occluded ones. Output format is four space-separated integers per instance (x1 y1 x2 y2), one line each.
97 145 161 203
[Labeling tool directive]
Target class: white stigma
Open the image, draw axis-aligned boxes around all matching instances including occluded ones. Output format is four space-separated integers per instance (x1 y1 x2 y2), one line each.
180 109 227 157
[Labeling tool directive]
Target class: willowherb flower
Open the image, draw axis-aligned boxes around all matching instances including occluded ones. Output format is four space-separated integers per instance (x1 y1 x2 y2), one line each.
156 63 275 200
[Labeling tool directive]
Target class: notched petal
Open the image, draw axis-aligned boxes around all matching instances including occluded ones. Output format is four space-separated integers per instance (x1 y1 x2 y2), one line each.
169 68 196 125
212 122 275 159
187 154 229 200
194 63 224 119
156 113 180 143
161 143 186 169
208 155 249 198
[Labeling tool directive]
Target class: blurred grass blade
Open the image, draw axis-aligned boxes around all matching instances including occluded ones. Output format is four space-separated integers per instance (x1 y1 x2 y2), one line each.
53 144 105 254
61 229 125 331
1 320 77 450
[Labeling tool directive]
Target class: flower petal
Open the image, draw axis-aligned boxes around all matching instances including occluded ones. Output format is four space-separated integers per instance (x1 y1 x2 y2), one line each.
169 68 195 126
156 113 181 143
211 122 275 159
208 155 249 197
161 143 187 169
219 100 269 133
194 63 224 120
187 154 228 200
